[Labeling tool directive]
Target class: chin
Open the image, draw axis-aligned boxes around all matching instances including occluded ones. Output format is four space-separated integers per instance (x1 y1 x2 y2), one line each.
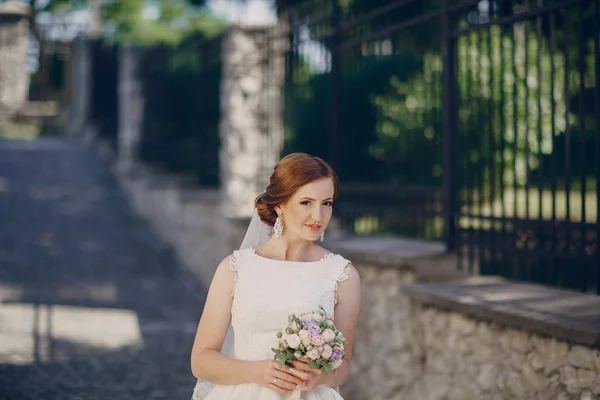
299 234 318 242
299 230 320 242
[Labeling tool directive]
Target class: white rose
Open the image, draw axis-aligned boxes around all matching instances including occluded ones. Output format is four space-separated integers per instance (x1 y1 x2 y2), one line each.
280 334 289 349
334 358 343 369
290 321 300 331
285 334 301 349
312 313 325 322
322 329 336 342
307 348 320 360
299 329 311 346
334 343 344 351
298 330 309 340
321 345 333 359
294 351 303 359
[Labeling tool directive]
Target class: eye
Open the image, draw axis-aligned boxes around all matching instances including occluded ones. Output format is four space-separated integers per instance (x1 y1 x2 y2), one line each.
323 201 333 207
300 200 311 206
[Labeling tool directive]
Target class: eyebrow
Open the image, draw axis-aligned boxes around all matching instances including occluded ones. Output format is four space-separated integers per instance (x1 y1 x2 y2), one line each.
300 197 333 201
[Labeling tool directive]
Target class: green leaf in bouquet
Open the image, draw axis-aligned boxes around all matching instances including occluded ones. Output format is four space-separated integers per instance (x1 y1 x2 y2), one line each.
276 332 283 338
308 360 320 369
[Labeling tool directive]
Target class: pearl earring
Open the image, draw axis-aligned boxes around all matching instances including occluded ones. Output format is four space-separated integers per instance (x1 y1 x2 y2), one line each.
320 231 325 242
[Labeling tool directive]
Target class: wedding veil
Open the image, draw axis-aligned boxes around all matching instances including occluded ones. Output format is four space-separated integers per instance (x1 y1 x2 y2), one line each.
239 208 273 250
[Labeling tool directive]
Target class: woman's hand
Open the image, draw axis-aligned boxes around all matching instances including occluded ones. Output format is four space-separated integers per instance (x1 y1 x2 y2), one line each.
291 358 322 391
253 360 313 395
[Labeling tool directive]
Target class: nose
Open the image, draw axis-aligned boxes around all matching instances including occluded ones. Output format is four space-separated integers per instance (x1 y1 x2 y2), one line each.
311 205 323 223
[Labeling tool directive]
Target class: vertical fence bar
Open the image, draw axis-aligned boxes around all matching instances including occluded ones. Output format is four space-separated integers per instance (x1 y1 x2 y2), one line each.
442 0 457 251
467 31 477 273
524 0 531 227
549 10 559 287
476 28 485 262
535 0 544 284
577 2 587 291
487 20 496 272
329 2 341 171
511 0 520 280
500 21 507 253
564 9 572 267
594 0 600 294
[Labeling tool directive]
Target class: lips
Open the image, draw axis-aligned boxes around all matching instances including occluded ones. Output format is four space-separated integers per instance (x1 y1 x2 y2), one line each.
305 224 321 231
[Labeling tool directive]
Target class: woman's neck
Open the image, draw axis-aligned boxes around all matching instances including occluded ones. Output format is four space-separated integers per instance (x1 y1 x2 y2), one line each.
258 237 321 262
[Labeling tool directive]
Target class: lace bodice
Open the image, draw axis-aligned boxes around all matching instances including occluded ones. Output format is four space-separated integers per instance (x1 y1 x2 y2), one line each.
229 247 351 362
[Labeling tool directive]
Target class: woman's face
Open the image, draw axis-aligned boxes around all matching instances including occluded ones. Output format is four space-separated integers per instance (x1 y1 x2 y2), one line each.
278 178 335 242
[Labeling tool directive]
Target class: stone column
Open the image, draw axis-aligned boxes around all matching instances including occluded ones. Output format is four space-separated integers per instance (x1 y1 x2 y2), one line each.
117 46 144 168
0 2 31 127
68 37 92 136
219 24 287 218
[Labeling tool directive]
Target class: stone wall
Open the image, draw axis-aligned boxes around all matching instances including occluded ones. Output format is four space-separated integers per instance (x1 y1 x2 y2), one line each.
340 262 421 400
111 161 247 290
0 2 30 126
219 25 286 218
407 307 600 400
334 252 600 400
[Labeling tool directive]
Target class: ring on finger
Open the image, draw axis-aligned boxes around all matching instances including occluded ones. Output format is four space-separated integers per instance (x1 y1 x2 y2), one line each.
273 378 277 385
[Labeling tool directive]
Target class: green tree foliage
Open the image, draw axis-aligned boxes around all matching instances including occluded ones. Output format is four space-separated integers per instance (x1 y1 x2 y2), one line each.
36 0 226 46
103 0 227 45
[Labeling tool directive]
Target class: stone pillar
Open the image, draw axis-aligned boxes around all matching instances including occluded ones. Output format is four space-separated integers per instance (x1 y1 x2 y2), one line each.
117 47 144 168
0 2 31 127
219 24 287 218
68 37 92 136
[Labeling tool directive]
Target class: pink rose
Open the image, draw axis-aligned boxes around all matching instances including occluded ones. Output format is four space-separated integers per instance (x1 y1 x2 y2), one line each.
309 334 325 346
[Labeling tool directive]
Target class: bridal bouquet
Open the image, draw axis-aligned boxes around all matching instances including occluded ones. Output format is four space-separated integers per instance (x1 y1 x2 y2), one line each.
272 305 346 396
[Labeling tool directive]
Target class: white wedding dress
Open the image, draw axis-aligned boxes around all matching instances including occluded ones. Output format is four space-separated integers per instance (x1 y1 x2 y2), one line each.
192 247 352 400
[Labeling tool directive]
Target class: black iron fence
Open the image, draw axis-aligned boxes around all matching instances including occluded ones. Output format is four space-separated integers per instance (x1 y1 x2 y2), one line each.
137 35 222 187
449 0 599 294
273 0 599 294
273 0 447 240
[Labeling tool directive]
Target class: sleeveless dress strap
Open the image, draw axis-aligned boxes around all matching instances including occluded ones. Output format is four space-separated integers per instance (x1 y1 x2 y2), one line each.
329 255 353 305
229 248 252 298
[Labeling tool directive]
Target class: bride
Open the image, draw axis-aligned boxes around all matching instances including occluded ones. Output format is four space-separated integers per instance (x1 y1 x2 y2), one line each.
190 152 361 400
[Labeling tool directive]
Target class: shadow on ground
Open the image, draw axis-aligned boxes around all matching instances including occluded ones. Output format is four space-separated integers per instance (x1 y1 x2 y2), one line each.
0 138 206 399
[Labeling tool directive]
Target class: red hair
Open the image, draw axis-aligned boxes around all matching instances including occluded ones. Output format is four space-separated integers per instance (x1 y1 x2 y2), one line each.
254 153 339 226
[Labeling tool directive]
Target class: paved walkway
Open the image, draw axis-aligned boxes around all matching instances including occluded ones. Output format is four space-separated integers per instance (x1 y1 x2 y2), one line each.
0 138 205 399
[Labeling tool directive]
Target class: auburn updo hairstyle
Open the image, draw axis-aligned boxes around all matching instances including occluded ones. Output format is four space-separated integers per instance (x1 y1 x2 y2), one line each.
254 153 339 226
